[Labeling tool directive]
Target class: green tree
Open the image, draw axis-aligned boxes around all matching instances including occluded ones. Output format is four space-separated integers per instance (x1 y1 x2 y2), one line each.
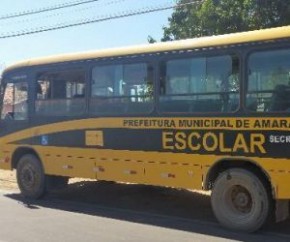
159 0 290 41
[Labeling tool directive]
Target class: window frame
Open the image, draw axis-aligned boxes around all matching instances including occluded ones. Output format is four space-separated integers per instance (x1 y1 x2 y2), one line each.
245 44 290 114
88 58 156 116
33 65 87 117
156 49 241 115
1 73 30 121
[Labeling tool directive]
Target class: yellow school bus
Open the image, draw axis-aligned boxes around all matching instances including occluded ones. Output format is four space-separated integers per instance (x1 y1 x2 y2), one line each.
1 26 290 232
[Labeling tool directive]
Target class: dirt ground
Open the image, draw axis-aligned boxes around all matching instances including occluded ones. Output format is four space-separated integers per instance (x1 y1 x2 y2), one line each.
0 170 18 191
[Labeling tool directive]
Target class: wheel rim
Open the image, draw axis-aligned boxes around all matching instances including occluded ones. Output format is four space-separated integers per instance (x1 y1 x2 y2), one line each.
226 185 253 215
20 164 38 191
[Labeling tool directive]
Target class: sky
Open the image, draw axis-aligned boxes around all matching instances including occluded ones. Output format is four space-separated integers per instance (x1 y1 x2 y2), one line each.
0 0 174 70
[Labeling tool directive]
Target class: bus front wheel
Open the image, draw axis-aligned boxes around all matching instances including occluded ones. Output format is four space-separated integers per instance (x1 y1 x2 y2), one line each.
16 154 46 199
211 168 271 232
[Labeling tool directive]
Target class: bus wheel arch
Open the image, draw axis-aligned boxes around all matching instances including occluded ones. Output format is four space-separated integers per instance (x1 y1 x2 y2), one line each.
12 147 48 199
12 147 42 170
12 147 69 196
204 158 273 196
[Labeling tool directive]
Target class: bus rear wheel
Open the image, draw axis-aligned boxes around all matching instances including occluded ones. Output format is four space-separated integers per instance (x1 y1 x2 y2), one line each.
16 154 46 199
211 168 271 232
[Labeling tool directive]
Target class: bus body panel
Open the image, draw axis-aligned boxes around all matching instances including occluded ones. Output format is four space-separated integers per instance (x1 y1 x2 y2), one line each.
1 116 290 198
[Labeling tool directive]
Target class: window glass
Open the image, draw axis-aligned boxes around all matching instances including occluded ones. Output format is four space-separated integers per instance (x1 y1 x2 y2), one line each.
1 82 28 120
159 55 239 113
35 69 85 116
90 63 153 114
247 49 290 112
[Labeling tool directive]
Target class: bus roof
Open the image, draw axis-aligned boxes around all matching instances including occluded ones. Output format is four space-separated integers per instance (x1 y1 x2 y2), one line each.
4 25 290 74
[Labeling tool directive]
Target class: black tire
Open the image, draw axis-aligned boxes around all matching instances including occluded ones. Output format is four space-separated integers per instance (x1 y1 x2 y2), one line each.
211 168 271 232
16 154 46 199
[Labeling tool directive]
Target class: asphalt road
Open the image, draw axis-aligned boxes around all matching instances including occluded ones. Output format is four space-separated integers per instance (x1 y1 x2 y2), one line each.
1 189 290 242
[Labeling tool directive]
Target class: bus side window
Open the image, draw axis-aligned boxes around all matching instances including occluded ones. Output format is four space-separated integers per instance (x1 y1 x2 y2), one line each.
90 63 154 115
35 69 85 116
1 82 28 121
247 48 290 112
159 55 239 113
